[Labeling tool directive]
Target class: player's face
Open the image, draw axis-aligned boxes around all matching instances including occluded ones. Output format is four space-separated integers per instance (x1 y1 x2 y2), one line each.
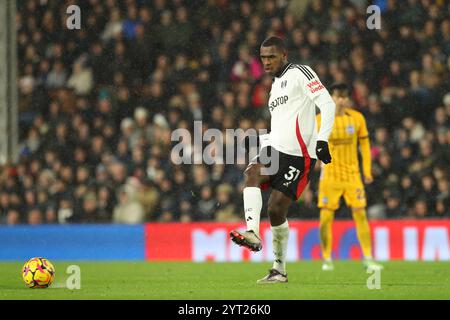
260 45 287 76
332 90 350 108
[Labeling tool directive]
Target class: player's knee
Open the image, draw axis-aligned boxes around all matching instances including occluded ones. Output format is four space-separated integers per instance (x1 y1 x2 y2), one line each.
320 209 334 224
268 212 286 227
244 164 262 186
267 200 286 220
351 207 366 219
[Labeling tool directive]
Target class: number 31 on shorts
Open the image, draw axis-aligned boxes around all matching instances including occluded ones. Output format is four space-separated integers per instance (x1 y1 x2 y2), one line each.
284 166 301 181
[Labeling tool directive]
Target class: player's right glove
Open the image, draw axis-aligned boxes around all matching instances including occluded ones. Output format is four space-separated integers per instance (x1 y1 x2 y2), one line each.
316 140 331 164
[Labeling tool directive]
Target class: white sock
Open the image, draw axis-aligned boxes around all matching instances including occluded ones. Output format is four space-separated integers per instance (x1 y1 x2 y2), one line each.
243 187 262 237
271 220 289 274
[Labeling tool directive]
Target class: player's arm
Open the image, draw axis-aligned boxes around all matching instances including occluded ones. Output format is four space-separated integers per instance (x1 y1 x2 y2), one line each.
358 113 373 183
297 65 336 163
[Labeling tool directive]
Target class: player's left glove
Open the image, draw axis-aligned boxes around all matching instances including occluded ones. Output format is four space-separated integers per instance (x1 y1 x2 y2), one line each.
316 140 331 164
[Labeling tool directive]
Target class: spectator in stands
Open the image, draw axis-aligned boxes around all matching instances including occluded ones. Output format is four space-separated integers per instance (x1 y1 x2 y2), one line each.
113 179 145 224
46 60 68 89
67 59 94 96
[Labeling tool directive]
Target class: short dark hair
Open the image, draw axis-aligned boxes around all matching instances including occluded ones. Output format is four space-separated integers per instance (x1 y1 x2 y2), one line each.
261 36 286 51
329 83 350 95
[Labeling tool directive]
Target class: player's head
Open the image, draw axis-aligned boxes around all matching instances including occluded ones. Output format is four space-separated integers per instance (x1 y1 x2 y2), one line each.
330 83 351 109
260 36 288 77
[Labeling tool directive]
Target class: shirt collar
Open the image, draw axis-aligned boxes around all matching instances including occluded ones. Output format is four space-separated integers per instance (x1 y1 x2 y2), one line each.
274 62 291 78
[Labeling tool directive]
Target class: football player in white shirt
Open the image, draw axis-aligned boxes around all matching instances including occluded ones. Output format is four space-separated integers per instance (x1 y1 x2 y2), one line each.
230 36 336 283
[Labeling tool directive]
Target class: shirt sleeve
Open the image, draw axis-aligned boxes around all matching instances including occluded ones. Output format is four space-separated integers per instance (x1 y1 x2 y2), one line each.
357 112 369 139
296 65 335 142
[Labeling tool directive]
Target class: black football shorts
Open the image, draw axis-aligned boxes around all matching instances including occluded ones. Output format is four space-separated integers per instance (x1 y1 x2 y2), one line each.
250 146 316 200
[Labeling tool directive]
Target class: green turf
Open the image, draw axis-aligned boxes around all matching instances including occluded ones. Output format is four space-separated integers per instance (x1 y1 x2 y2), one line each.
1 261 450 299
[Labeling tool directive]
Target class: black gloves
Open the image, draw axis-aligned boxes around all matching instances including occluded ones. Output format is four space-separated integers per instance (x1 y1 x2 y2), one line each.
316 140 331 164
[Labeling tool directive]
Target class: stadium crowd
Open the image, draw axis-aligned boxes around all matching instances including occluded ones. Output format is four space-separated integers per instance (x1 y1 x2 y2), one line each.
0 0 449 225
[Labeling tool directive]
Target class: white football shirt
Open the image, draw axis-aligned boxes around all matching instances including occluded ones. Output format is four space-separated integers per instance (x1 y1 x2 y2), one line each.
267 62 336 159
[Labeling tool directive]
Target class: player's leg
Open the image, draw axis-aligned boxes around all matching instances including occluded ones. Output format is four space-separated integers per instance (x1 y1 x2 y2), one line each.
258 154 316 283
317 182 342 271
257 189 292 284
344 186 383 270
268 189 292 273
351 206 372 259
351 206 383 270
243 163 269 236
230 162 269 251
319 208 335 270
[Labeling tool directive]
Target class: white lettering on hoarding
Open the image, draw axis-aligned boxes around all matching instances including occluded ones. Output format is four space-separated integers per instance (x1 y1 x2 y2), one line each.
192 229 227 262
374 227 389 261
404 227 419 261
189 224 450 262
422 227 450 261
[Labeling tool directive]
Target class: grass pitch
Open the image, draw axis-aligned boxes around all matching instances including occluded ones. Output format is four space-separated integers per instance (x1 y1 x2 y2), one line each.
1 261 449 300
